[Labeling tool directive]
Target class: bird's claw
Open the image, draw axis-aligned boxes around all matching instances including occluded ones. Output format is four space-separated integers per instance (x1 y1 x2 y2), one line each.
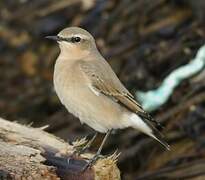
81 153 103 172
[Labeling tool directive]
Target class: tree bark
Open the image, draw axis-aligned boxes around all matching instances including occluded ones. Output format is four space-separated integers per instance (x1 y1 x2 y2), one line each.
0 118 120 180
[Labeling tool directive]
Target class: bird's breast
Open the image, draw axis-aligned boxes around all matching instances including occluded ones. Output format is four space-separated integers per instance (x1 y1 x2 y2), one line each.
53 58 130 132
53 59 92 119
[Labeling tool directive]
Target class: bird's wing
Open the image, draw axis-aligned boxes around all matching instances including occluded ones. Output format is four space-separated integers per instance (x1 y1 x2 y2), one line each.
78 59 159 126
79 59 170 150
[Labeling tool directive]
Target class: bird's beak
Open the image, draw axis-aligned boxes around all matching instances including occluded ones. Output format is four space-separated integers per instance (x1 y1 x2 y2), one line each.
45 36 71 43
45 36 61 41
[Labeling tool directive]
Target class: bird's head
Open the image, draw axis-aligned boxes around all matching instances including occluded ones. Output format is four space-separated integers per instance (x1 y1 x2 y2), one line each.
46 27 97 58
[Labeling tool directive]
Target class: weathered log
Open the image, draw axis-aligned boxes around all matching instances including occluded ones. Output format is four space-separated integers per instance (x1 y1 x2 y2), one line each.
0 118 120 180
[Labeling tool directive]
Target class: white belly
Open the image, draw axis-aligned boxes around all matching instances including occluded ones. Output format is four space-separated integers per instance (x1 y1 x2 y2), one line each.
53 61 131 133
55 79 132 133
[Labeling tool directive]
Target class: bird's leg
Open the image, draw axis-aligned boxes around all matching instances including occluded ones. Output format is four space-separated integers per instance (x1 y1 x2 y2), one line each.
82 130 112 171
96 130 111 155
75 132 98 155
72 132 98 156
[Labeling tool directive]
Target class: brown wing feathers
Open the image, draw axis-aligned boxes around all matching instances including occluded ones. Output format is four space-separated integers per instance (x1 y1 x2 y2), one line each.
79 60 162 128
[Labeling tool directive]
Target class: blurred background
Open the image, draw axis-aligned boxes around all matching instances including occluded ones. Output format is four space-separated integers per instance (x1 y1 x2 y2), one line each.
1 0 205 179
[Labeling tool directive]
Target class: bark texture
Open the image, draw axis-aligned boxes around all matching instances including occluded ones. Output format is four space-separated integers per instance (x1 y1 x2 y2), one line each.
0 118 120 180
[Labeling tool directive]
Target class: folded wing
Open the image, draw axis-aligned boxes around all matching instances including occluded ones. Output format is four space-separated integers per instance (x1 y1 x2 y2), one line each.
79 59 169 150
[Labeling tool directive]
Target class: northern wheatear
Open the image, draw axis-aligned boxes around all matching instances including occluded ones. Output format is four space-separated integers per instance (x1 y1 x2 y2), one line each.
46 27 169 166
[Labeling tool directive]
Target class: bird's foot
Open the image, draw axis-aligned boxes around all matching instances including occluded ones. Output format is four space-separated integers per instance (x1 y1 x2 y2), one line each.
81 152 103 171
80 150 120 172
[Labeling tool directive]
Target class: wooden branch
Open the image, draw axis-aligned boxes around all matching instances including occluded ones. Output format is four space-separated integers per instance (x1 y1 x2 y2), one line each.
0 118 120 180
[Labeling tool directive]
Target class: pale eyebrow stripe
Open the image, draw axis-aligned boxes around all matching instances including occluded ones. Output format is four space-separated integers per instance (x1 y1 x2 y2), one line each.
72 34 88 39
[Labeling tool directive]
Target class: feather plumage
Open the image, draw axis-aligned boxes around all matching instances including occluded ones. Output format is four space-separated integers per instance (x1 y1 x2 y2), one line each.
79 59 170 150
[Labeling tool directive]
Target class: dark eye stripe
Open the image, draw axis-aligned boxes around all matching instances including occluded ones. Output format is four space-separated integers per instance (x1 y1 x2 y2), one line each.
71 36 81 43
57 36 69 41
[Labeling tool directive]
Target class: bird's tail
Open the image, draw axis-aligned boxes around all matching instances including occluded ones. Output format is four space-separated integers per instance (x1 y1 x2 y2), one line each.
129 113 170 150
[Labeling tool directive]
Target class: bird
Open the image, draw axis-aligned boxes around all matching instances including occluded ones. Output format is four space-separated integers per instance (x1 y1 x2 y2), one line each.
46 27 170 167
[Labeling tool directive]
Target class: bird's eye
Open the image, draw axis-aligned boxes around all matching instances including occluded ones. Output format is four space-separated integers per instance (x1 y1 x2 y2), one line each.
71 36 81 43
